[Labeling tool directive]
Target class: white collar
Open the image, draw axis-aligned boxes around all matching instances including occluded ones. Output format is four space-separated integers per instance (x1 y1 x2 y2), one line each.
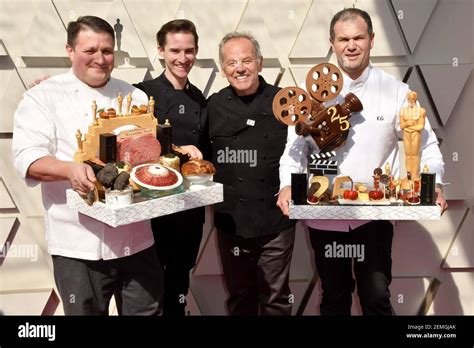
342 65 372 89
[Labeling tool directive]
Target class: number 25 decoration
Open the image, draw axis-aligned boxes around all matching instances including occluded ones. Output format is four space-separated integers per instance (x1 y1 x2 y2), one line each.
272 63 363 152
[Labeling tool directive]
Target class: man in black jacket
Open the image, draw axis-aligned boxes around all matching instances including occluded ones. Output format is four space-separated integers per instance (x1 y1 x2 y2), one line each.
135 19 207 316
207 32 296 315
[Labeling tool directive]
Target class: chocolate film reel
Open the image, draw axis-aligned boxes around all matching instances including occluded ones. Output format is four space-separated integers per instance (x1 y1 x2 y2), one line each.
272 87 313 126
305 63 343 103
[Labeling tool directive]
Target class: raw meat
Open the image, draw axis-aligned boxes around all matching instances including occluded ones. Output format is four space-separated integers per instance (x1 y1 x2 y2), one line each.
117 133 161 167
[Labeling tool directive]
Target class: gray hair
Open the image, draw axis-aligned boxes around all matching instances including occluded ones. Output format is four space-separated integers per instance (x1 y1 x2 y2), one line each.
218 31 262 65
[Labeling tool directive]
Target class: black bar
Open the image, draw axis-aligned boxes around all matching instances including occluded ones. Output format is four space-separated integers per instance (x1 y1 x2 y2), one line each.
0 316 473 345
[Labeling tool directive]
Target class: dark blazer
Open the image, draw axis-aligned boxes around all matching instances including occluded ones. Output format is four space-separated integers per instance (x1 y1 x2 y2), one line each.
207 76 295 238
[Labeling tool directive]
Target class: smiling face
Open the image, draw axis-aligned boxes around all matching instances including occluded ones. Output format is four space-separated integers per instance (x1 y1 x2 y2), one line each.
159 32 197 89
221 37 263 96
66 29 114 88
330 15 374 80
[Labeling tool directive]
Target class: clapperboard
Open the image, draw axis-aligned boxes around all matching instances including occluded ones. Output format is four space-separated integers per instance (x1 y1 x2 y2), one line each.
309 151 338 175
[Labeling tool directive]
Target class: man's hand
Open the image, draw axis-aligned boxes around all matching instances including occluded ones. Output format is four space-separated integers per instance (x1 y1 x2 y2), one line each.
179 145 203 160
66 162 97 196
28 157 97 196
27 75 50 89
435 188 448 215
277 186 292 216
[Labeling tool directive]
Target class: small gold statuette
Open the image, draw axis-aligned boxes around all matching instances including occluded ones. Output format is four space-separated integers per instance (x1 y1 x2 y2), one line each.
126 92 132 115
92 100 98 125
76 129 83 152
118 92 123 116
149 96 155 118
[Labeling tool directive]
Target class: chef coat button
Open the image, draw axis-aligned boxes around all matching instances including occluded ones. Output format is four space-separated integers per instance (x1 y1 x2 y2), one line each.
263 133 268 138
192 129 197 134
239 198 244 203
238 177 243 182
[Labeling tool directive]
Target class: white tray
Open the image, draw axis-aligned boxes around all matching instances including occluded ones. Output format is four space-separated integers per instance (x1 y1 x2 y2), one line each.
289 202 441 220
67 182 223 227
337 198 392 205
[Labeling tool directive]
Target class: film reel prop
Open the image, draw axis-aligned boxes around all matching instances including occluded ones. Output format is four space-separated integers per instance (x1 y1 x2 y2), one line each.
272 87 313 126
273 63 363 153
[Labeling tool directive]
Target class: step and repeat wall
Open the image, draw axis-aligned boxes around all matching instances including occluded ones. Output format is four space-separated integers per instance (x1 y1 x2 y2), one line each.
0 0 472 315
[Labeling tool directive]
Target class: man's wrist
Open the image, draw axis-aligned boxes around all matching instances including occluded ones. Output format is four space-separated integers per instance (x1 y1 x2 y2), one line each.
435 183 444 192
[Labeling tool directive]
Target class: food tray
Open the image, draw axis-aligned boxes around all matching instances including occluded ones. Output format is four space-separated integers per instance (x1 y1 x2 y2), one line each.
289 201 441 220
67 182 223 227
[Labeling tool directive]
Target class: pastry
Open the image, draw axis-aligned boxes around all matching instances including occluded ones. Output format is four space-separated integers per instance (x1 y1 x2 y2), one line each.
181 159 216 176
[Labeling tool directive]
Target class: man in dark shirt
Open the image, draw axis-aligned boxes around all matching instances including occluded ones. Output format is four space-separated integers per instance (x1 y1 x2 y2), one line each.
135 19 207 316
206 32 296 315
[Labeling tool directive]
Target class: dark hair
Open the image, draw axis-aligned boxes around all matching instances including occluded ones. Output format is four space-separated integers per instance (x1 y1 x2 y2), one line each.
156 19 199 50
329 8 373 41
67 16 115 47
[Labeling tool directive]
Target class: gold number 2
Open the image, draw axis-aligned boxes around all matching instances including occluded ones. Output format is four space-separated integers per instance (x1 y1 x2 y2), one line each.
327 106 350 131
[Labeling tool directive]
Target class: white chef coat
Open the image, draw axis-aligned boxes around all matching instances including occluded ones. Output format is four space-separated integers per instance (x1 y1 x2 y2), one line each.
279 65 445 232
12 69 155 260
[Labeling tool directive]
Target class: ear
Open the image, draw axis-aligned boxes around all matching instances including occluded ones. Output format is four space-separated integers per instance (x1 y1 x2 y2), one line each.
158 45 164 58
329 37 335 53
369 32 375 49
257 57 263 73
65 44 74 62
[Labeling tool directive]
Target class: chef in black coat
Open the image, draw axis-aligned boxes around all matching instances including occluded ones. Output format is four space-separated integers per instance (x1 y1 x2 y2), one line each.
135 19 207 316
207 32 296 315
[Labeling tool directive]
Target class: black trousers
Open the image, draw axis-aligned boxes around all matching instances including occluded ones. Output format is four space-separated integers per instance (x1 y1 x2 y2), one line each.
217 227 295 316
52 246 163 315
309 220 394 316
151 208 204 316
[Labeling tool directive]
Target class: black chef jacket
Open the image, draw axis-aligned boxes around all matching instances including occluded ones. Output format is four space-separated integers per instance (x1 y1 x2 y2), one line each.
207 76 296 238
134 72 208 155
135 73 209 224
